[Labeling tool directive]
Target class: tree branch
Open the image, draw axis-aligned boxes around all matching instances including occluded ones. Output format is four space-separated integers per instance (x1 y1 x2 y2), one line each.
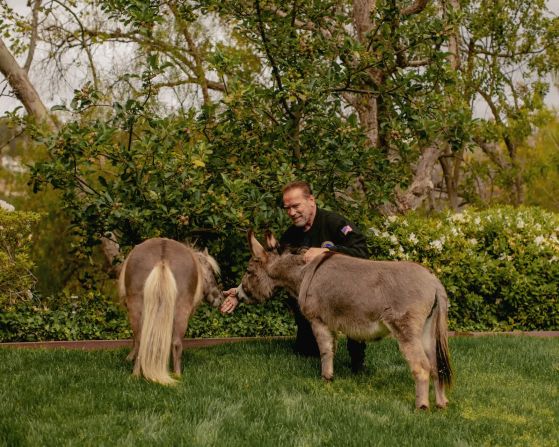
254 0 295 120
23 0 42 72
401 0 430 16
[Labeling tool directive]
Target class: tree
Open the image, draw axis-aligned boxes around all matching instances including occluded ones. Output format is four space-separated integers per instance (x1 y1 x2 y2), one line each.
2 0 558 287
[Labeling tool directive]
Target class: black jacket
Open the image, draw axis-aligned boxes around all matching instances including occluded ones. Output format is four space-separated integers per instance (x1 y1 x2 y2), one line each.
279 207 369 259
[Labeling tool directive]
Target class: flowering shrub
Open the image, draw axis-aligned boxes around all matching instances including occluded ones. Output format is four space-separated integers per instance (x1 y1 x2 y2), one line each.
366 206 559 331
0 210 41 305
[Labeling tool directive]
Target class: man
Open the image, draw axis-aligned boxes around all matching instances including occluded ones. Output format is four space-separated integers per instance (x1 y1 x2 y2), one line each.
221 181 370 372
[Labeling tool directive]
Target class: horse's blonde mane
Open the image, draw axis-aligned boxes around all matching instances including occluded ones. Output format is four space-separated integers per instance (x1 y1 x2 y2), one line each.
196 250 220 277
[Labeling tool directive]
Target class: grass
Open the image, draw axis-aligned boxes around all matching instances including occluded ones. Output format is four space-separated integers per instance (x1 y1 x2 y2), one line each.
0 336 558 447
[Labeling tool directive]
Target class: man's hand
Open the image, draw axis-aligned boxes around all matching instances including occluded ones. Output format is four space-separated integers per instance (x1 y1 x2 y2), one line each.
220 288 239 314
303 247 330 263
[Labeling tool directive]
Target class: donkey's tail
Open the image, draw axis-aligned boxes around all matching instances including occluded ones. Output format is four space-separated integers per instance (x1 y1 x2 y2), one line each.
138 261 178 385
435 285 453 388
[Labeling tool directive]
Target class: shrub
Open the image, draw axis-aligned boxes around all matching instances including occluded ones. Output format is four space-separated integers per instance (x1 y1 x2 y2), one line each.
0 291 130 342
0 210 41 305
365 206 559 331
0 290 295 342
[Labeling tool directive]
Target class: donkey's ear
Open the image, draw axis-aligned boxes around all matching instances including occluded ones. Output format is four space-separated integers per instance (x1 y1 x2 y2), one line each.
248 230 267 260
203 247 209 256
264 230 279 251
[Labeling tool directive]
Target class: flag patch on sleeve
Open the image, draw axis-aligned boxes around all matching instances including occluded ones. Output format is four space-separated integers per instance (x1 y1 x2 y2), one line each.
341 225 353 235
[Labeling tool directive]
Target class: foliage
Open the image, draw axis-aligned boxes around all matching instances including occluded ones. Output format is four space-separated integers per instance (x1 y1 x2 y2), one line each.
1 337 558 445
366 206 559 330
0 290 295 342
0 209 41 305
519 120 559 211
0 291 130 342
29 77 392 286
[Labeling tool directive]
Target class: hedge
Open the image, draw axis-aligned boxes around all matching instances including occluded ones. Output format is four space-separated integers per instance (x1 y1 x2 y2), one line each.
0 210 41 306
0 291 295 342
365 206 559 331
0 205 557 341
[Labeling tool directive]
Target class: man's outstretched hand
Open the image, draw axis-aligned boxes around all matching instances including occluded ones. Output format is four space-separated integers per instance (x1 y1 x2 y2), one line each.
220 288 239 314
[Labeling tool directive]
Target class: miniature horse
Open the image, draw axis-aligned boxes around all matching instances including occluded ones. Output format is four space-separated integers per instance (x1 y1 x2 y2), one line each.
118 237 222 385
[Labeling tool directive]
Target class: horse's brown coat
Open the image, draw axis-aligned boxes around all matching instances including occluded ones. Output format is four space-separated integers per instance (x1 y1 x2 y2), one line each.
238 231 453 409
118 237 221 385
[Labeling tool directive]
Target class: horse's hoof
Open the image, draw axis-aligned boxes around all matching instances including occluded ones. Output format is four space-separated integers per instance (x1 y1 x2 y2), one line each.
322 375 334 382
416 404 429 411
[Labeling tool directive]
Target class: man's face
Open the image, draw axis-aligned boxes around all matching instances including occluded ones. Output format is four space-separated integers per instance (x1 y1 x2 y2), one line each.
283 188 316 228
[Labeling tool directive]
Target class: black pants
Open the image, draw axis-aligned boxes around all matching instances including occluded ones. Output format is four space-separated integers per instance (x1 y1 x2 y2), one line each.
287 297 366 371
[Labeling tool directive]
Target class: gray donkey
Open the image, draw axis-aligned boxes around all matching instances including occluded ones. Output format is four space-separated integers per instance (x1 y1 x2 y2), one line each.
118 237 222 385
237 231 452 409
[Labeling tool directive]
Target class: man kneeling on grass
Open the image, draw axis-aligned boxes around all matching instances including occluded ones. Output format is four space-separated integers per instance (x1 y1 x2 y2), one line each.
220 180 370 372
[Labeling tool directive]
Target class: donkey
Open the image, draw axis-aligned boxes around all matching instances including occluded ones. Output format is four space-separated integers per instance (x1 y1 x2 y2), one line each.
118 237 222 385
237 231 453 409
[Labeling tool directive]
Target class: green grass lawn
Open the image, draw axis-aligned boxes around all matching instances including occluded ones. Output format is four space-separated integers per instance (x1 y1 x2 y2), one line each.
0 336 557 447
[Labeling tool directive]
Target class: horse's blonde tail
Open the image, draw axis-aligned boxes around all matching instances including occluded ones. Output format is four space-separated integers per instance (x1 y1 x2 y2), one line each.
435 285 453 388
138 261 178 385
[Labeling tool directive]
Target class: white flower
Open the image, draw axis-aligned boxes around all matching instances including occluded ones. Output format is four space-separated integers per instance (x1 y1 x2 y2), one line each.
550 256 558 263
389 249 396 256
534 236 545 246
381 231 390 239
468 238 477 246
516 219 525 229
408 233 418 245
450 213 465 223
534 223 542 231
430 239 444 252
387 215 397 223
474 217 481 226
369 227 380 236
0 200 15 212
389 235 398 244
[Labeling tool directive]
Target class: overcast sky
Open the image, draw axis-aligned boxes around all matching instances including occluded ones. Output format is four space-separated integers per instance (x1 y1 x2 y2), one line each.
1 0 559 115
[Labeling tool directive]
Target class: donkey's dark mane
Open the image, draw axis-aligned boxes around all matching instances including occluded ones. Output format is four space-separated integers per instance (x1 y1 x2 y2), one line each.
278 244 306 255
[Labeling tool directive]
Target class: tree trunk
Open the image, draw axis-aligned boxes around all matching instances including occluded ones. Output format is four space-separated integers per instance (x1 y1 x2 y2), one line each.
439 148 462 211
380 142 444 215
0 37 55 129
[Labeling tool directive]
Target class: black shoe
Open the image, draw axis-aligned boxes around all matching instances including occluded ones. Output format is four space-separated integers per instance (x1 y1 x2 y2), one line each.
350 360 365 373
347 339 366 373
